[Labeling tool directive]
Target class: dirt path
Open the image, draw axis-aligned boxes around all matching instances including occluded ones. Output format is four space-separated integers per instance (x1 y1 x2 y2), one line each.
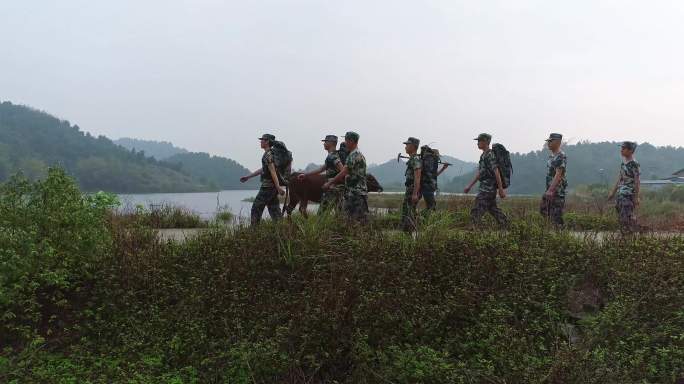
157 228 683 243
157 228 206 242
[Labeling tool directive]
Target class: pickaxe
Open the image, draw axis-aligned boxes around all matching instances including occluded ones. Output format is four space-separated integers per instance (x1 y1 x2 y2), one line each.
397 153 452 166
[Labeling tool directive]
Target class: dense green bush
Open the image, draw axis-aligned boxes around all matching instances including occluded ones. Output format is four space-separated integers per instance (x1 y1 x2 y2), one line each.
1 171 683 383
0 168 116 350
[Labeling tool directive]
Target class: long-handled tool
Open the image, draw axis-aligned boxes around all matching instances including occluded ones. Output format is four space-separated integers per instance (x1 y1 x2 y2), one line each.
396 153 452 166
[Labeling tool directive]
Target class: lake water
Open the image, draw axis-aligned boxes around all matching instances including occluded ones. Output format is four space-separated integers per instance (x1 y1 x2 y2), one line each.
117 190 515 220
117 190 462 220
118 190 264 220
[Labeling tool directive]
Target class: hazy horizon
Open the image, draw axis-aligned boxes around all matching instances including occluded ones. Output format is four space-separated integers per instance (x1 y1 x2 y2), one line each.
2 0 684 170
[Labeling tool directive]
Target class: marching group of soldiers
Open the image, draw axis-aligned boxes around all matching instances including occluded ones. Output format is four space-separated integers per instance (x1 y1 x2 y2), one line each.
240 132 641 232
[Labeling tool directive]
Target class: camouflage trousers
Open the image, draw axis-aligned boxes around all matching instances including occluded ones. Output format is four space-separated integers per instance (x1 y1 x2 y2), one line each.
540 195 565 227
471 191 509 227
616 195 637 232
320 187 343 213
421 189 437 213
401 187 419 232
250 185 282 226
343 192 368 224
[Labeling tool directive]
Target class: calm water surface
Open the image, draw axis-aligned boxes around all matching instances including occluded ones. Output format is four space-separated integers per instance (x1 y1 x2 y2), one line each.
118 190 264 219
117 190 488 220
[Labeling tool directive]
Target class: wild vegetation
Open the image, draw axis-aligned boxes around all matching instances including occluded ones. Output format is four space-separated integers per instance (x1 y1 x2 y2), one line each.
215 205 235 222
113 203 208 229
1 168 683 383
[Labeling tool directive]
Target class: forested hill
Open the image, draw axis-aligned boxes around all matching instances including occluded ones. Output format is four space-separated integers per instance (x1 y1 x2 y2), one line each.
114 138 259 190
0 101 209 193
442 141 684 194
114 137 188 160
164 152 258 190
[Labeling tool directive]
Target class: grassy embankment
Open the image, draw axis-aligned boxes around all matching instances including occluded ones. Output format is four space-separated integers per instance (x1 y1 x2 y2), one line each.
1 169 683 383
242 184 684 232
366 185 684 232
113 203 234 229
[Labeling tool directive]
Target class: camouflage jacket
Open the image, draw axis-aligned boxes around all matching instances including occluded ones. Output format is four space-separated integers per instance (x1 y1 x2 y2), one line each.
478 150 499 193
324 151 343 180
617 159 640 197
344 149 368 195
545 151 568 198
260 149 275 187
404 154 422 189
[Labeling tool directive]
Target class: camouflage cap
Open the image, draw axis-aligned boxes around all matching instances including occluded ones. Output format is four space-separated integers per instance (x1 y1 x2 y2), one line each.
474 133 492 142
402 137 420 147
258 133 276 141
545 133 563 142
343 131 360 142
321 135 338 142
620 141 637 150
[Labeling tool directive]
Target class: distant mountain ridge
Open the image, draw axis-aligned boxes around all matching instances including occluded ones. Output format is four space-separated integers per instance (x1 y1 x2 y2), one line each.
164 152 258 190
295 156 477 191
114 137 188 160
368 155 477 190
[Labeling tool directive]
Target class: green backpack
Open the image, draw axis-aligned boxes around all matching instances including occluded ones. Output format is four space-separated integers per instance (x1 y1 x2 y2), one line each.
420 145 440 191
271 141 293 185
337 142 350 165
492 143 512 188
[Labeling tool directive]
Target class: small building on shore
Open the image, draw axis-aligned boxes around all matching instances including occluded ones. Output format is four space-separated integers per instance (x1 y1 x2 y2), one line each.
642 169 684 189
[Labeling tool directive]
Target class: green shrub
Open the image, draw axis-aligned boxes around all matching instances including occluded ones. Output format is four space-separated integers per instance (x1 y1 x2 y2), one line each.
0 168 115 349
353 337 459 383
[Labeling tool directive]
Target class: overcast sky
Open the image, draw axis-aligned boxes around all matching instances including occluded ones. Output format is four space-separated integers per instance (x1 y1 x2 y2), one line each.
2 0 683 169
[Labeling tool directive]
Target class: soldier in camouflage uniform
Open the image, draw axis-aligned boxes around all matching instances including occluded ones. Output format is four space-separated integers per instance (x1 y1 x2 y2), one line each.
323 131 368 223
298 135 344 213
240 134 285 226
540 133 567 227
608 141 640 232
464 133 508 227
401 137 422 232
